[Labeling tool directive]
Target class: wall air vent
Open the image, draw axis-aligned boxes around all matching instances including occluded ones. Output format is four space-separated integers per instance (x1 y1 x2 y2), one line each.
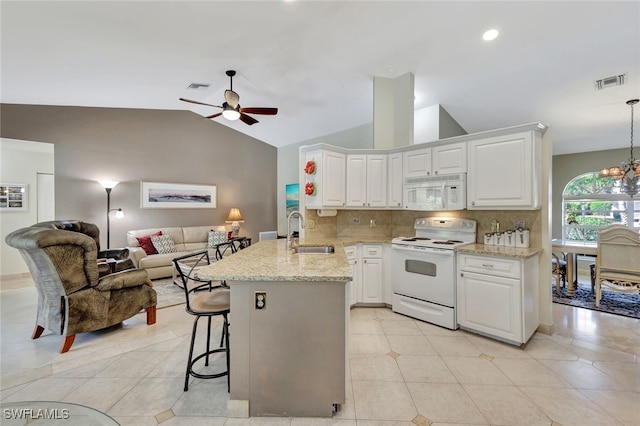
187 83 210 90
594 74 627 90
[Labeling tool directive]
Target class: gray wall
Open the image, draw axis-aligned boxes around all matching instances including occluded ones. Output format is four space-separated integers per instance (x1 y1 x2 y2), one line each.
551 147 627 238
0 104 277 250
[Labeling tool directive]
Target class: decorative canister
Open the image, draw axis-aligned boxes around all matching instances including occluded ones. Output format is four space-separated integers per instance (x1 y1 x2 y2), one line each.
504 230 515 247
515 228 530 248
494 232 504 246
484 233 494 245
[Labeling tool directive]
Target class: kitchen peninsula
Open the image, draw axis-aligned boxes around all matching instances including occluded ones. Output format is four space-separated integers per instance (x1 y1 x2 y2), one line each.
197 239 352 418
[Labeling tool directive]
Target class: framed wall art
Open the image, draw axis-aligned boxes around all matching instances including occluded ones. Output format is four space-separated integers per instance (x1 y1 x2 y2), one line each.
286 183 299 217
0 183 28 211
141 182 216 209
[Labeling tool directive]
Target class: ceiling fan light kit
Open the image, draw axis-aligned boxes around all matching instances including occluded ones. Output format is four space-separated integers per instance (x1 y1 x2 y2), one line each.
222 103 241 121
599 99 640 197
180 70 277 125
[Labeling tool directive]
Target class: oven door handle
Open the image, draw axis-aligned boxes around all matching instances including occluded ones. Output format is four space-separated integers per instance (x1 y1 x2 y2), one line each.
391 245 454 256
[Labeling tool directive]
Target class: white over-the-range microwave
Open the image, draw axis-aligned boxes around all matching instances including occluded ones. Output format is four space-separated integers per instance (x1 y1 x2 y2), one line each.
403 173 466 211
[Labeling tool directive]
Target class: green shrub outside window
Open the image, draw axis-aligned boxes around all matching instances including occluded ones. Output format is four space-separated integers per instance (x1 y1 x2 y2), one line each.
562 172 639 243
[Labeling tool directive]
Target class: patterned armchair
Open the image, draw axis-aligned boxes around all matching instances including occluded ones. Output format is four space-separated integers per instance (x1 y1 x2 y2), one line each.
33 220 134 275
5 221 157 353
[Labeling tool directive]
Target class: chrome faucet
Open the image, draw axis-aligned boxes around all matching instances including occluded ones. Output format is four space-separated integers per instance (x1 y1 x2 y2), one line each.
287 210 305 249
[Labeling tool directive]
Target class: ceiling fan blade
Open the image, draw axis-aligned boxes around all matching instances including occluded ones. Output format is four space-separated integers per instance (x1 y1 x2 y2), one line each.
224 90 240 108
179 98 222 109
205 112 223 119
239 113 259 126
240 107 278 115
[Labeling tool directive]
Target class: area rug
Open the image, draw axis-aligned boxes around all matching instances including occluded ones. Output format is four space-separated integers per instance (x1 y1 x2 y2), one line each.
552 281 640 319
152 278 185 309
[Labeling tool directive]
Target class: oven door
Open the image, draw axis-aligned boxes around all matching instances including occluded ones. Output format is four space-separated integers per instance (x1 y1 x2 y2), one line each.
391 244 455 307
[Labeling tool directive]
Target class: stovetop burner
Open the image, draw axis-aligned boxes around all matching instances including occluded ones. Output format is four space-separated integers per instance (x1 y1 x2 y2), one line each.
432 240 465 245
392 218 477 249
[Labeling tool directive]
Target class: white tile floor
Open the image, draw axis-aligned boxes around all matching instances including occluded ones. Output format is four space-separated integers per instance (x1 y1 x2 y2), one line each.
1 277 638 426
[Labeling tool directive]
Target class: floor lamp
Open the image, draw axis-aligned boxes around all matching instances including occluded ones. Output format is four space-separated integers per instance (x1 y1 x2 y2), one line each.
99 181 124 249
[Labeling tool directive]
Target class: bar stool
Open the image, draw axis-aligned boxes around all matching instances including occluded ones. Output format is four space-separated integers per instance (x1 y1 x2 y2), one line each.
172 251 230 392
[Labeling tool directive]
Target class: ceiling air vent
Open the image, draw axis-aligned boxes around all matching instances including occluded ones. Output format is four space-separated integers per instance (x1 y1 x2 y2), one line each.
187 83 210 90
594 74 627 90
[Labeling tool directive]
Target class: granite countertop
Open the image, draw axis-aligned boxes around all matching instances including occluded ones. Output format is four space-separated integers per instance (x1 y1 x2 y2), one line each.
196 238 352 282
333 236 394 245
456 243 541 259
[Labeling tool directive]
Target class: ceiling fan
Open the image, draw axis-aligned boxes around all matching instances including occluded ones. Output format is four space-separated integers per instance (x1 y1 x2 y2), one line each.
179 70 278 125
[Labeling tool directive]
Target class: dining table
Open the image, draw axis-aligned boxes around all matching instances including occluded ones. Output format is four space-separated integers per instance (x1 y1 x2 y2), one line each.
551 239 597 296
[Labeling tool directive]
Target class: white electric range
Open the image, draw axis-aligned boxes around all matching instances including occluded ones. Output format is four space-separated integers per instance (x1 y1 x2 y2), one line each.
391 217 477 329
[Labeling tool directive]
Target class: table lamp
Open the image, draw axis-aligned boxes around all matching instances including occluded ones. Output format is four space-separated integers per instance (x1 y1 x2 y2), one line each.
226 208 244 237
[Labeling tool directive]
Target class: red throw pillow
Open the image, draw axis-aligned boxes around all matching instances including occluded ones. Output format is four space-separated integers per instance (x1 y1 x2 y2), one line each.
136 231 162 255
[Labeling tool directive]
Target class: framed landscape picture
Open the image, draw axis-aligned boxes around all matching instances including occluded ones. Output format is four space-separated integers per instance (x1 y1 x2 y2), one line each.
286 183 299 217
0 183 28 211
141 182 216 209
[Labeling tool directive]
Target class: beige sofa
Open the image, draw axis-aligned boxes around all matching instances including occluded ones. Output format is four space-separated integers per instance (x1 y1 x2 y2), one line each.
126 225 226 279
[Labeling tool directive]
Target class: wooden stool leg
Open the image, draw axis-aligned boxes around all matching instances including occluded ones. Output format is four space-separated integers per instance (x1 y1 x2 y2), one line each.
32 325 45 339
146 306 156 325
60 335 75 353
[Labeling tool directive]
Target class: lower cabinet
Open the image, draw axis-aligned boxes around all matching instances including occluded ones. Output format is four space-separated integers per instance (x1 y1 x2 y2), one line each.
346 244 385 306
345 245 360 306
457 253 539 345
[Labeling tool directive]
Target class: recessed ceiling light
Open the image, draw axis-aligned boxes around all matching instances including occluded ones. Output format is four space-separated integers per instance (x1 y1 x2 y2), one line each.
482 29 499 41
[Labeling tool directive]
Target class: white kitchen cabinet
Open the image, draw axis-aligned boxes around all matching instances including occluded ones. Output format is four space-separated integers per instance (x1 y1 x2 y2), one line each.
305 148 346 209
361 258 383 303
367 155 387 207
382 243 393 304
467 131 540 209
346 154 387 208
361 245 383 303
387 152 403 208
403 147 432 178
345 245 360 306
432 142 467 175
347 244 384 305
403 142 467 179
457 252 539 345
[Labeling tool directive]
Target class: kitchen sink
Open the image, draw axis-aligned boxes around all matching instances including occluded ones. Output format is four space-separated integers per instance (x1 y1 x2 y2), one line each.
293 245 335 254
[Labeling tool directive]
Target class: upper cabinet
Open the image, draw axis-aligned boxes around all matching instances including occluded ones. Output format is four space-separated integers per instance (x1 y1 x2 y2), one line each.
387 152 403 208
403 142 467 179
301 122 546 212
346 154 387 208
432 142 467 175
403 147 432 178
304 148 346 209
467 130 541 210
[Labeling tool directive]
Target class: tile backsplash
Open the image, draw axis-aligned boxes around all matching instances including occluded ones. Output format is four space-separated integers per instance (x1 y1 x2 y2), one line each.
305 208 541 247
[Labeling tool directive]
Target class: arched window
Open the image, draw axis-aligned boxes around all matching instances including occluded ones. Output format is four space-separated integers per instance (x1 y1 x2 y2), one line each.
562 172 640 242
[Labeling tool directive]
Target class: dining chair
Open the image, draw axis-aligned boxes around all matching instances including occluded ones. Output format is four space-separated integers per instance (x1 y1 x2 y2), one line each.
595 225 640 307
172 250 230 392
551 252 567 294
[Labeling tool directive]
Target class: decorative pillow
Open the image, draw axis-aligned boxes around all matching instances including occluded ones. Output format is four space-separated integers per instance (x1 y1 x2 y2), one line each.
150 234 177 254
136 231 162 255
208 231 227 248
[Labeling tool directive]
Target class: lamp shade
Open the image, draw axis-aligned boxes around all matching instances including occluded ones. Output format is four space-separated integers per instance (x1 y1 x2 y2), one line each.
99 181 119 189
226 208 244 223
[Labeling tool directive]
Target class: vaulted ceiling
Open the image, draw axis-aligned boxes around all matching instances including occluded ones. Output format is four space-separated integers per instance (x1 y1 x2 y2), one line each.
1 1 638 154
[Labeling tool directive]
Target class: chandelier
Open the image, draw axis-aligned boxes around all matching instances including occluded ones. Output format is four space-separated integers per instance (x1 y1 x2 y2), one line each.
600 99 640 197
